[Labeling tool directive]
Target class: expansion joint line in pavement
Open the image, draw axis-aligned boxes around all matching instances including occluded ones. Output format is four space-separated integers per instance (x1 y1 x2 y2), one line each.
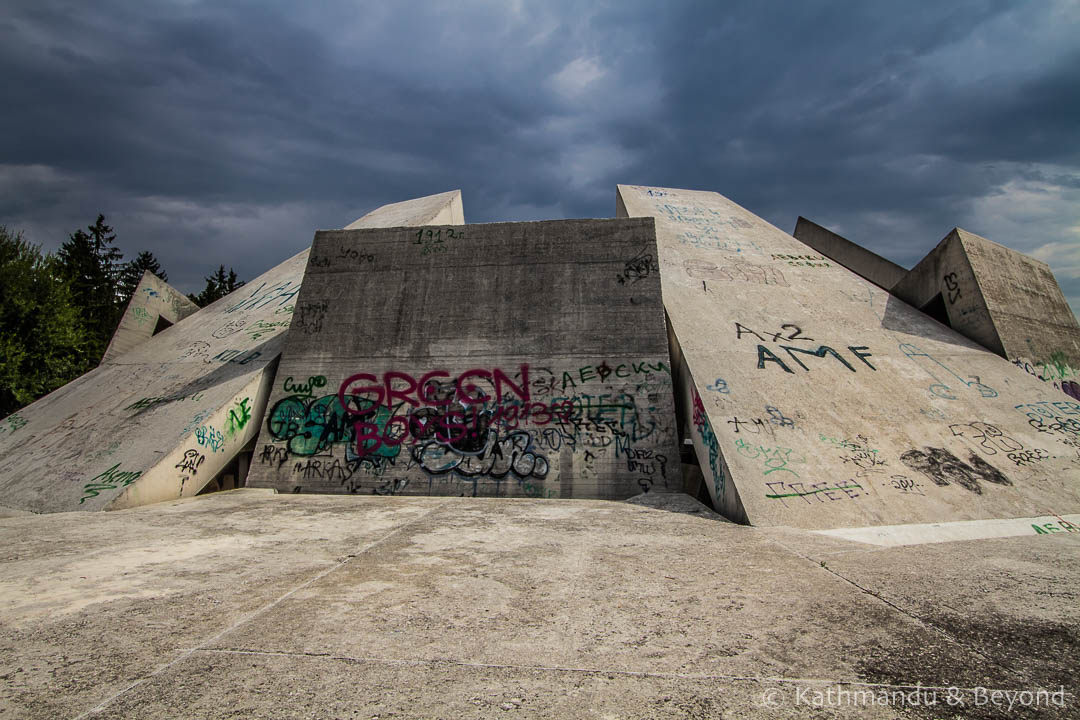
195 647 1070 698
69 500 453 720
764 535 1024 683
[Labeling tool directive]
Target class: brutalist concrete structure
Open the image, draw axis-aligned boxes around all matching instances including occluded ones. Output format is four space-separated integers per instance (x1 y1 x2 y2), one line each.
0 191 462 513
618 184 1080 529
891 228 1080 377
245 218 681 499
1 186 1078 533
102 271 200 362
798 219 1080 400
792 216 908 291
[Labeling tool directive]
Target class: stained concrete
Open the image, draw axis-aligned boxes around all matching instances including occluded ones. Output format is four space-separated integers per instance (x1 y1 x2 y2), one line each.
246 218 681 499
102 271 200 363
0 491 1075 718
0 191 463 513
792 217 907 291
617 185 1080 530
892 228 1080 396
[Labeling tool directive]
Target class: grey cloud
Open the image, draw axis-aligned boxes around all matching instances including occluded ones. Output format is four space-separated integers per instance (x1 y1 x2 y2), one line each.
0 0 1076 319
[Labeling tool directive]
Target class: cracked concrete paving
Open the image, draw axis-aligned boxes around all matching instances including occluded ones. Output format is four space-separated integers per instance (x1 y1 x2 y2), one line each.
0 490 1076 719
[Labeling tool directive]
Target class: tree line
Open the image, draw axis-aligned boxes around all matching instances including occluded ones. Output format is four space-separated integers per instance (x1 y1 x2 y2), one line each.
0 215 243 416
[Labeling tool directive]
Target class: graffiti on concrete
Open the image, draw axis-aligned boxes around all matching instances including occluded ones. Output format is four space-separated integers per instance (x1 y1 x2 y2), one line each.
900 447 1011 494
899 343 997 399
225 397 253 437
79 463 142 504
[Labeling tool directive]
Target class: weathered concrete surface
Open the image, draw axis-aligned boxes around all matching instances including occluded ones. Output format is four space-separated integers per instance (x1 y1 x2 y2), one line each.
102 271 200 363
792 217 907 291
344 189 464 229
0 191 463 513
815 513 1080 546
617 185 1080 529
0 492 1075 718
892 229 1080 397
246 218 681 499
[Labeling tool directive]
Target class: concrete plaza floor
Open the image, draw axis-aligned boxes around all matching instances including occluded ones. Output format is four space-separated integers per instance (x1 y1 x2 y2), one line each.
0 490 1076 719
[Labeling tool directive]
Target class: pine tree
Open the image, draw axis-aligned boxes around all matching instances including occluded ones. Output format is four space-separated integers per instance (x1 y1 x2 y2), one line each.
118 250 167 305
57 214 124 367
188 264 245 306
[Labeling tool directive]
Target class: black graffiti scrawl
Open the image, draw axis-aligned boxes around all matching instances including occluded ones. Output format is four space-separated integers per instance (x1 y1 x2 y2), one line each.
900 447 1011 494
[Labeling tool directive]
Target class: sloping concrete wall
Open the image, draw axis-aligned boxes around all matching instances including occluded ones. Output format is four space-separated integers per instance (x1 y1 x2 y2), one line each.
0 191 463 513
101 271 201 362
617 184 1080 529
956 229 1080 397
893 229 1008 356
245 218 681 498
792 217 907 291
344 190 463 229
893 228 1080 400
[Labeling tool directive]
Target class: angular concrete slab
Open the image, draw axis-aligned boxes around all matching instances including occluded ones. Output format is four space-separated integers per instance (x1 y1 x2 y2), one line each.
792 216 907 291
617 185 1080 529
0 493 1075 718
102 271 200 362
0 191 463 513
892 227 1080 397
246 218 681 499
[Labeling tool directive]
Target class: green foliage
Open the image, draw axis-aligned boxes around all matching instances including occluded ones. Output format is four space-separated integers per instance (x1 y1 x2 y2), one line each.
57 214 124 367
0 227 91 417
0 212 251 417
118 250 168 306
189 264 245 307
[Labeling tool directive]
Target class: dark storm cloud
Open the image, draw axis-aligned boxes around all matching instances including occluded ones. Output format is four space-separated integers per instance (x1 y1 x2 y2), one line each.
0 0 1077 312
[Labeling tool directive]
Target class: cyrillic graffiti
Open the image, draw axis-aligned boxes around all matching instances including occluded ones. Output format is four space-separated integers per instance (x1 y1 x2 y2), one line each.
765 479 862 504
282 375 327 397
560 361 668 390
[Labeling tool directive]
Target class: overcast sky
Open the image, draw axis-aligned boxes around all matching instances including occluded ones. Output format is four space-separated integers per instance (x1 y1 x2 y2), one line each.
2 0 1078 315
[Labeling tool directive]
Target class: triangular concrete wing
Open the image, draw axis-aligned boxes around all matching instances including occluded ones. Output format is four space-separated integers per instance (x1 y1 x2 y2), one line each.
101 271 200 363
618 184 1080 529
0 191 463 512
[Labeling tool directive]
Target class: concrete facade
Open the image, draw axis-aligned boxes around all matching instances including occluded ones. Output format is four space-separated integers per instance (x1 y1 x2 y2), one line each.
617 184 1080 529
101 271 200 362
892 228 1080 399
246 218 681 499
792 216 908 291
0 191 463 513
